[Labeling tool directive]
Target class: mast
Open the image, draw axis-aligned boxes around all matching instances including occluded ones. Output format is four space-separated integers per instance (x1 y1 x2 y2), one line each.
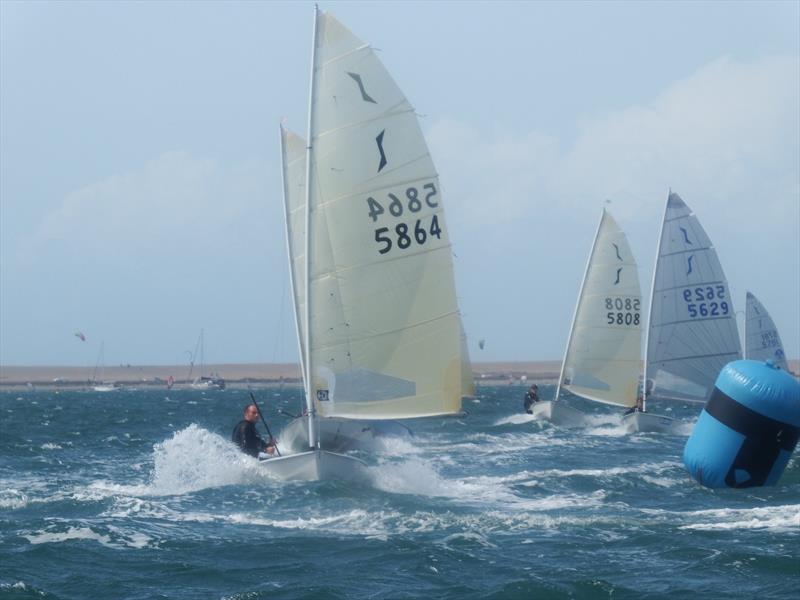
303 5 320 449
642 191 671 413
555 208 606 403
279 125 307 393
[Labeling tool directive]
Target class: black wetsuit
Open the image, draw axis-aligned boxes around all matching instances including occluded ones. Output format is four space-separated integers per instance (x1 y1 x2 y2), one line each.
523 391 538 414
232 420 268 457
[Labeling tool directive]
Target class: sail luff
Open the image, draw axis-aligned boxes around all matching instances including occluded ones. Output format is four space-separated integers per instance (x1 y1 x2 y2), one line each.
280 125 307 391
642 193 671 412
556 208 607 403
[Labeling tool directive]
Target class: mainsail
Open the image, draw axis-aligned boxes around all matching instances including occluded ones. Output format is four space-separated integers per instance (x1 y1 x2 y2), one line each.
744 291 789 371
645 192 742 403
557 209 642 408
300 11 464 420
459 318 476 398
279 126 308 387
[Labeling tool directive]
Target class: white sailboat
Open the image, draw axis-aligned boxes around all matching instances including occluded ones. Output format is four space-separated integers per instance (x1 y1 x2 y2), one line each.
535 208 641 426
744 291 789 371
188 329 225 390
624 191 741 433
91 341 118 392
262 8 466 480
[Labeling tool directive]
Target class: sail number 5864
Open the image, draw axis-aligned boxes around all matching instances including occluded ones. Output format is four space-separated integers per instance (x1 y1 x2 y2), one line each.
374 217 442 254
366 184 438 222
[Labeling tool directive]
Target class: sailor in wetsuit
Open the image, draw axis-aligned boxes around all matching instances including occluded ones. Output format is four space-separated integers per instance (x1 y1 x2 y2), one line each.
232 404 276 457
523 384 539 414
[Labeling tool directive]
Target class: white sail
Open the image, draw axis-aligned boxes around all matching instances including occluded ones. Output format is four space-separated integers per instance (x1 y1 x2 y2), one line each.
744 291 789 371
280 126 308 387
459 317 476 398
304 11 463 420
558 209 642 408
645 192 741 403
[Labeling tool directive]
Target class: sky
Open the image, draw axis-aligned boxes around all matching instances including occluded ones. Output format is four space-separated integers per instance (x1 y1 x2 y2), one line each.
1 0 798 367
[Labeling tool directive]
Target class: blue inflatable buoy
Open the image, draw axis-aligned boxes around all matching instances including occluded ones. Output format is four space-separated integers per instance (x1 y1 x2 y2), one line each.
683 360 800 488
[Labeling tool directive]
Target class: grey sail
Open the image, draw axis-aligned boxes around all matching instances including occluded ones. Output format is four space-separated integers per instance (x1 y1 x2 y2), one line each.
745 291 789 371
645 192 742 403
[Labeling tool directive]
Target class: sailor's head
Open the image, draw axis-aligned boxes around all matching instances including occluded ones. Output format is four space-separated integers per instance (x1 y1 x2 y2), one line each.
530 384 538 391
244 404 259 422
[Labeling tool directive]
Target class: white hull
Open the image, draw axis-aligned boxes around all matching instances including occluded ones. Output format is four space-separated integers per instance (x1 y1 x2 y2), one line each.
621 411 681 434
280 417 413 454
258 449 369 483
92 385 118 392
531 401 587 427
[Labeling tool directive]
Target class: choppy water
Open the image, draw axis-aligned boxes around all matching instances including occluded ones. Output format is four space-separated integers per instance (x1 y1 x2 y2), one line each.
1 385 798 599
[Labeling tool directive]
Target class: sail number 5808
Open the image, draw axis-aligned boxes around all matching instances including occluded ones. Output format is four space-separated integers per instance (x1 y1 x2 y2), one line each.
604 297 640 326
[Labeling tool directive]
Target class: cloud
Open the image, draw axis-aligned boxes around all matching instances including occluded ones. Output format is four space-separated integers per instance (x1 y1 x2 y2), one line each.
29 151 273 260
427 54 799 360
429 54 799 231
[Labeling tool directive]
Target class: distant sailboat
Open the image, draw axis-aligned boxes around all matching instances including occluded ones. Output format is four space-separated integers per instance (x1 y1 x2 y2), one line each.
91 341 118 392
744 291 789 371
624 191 741 433
188 329 225 390
535 208 641 426
263 8 466 480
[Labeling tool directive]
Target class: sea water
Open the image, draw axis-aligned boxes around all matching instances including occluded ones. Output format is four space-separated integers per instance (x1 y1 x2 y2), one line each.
1 386 797 599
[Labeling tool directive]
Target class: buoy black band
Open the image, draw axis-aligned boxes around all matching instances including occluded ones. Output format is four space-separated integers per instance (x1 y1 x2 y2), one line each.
705 387 799 488
705 387 799 451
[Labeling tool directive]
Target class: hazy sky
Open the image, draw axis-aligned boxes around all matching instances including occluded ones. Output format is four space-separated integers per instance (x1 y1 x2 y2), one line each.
1 1 798 367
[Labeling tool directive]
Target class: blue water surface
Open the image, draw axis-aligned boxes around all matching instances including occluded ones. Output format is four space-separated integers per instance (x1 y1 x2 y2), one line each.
1 385 798 599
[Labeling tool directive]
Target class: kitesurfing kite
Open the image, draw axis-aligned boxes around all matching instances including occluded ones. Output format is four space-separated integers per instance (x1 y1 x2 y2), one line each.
74 332 86 342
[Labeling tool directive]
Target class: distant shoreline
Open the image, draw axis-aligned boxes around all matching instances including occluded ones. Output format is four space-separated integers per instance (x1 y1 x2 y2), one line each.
0 361 566 390
2 360 796 391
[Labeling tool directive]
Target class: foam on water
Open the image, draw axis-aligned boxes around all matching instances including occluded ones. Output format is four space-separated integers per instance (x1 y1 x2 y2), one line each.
22 525 153 549
679 504 800 531
0 489 28 510
494 413 538 426
89 424 277 498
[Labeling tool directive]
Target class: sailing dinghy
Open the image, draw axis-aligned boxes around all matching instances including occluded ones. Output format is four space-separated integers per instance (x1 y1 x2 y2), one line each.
260 8 466 481
623 192 741 433
536 208 641 426
744 291 789 371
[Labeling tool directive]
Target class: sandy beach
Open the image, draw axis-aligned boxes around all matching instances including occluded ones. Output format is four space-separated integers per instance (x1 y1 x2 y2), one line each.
0 361 565 390
1 360 796 391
